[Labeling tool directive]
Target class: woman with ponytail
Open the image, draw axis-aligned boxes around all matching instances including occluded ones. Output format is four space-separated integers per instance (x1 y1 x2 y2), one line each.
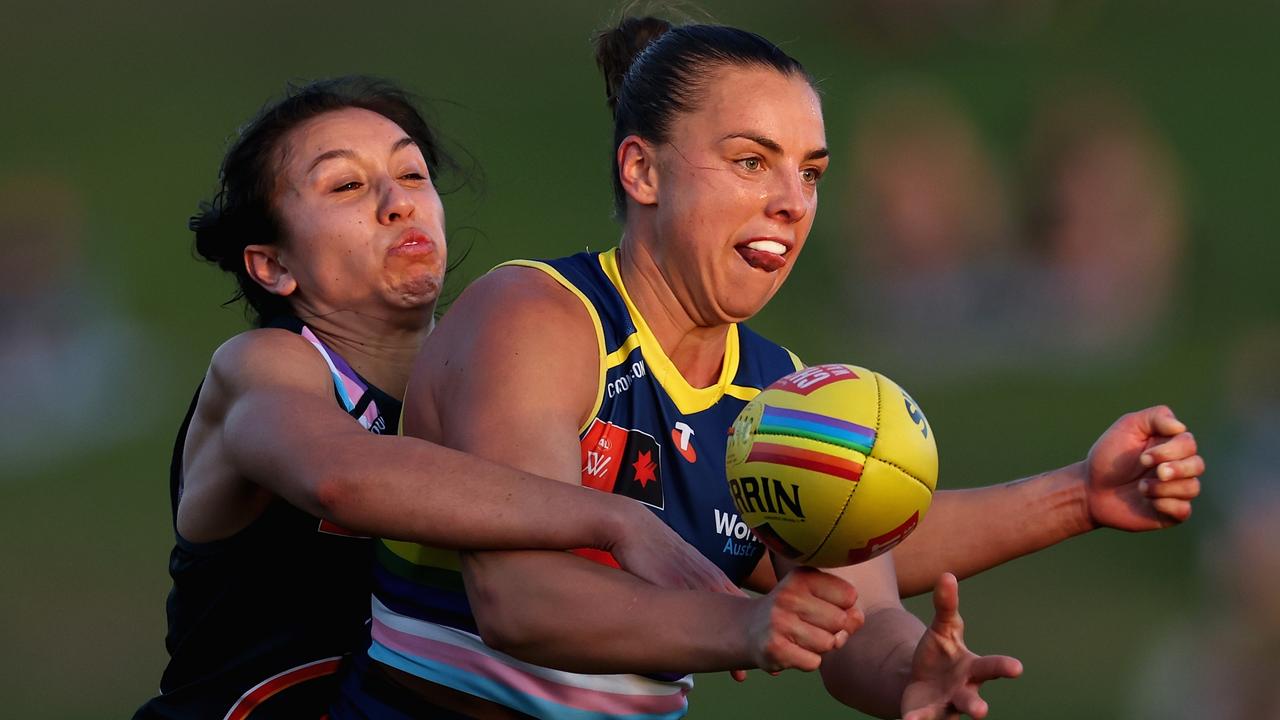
133 76 735 720
340 14 1202 720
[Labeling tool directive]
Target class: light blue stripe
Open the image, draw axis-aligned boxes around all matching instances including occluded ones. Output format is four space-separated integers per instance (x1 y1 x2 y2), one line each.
369 642 688 720
762 416 875 445
328 369 356 411
767 405 875 435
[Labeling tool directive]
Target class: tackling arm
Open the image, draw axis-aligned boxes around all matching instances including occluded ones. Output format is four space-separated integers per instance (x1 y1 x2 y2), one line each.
177 328 711 578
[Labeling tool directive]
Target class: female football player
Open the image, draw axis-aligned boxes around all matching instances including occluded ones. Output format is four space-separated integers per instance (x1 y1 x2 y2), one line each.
345 15 1204 720
133 76 737 720
333 20 984 720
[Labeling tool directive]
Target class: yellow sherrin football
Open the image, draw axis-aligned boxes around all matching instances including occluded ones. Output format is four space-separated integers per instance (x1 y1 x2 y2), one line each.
725 363 938 568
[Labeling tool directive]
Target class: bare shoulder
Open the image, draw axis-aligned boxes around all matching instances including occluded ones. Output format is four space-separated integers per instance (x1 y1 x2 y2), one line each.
178 329 336 540
207 328 333 400
422 266 599 381
432 265 596 349
195 328 334 430
414 264 601 441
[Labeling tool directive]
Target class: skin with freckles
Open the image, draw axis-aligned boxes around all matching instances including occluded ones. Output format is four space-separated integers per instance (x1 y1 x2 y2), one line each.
257 108 447 333
624 68 828 327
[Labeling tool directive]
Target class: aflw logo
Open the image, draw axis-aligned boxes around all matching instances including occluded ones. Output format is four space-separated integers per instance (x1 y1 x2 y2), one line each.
584 449 613 478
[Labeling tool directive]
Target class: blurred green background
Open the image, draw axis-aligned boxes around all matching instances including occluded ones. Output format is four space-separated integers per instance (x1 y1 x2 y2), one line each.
3 1 1276 718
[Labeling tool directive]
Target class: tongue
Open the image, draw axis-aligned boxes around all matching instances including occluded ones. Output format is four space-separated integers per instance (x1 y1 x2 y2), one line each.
736 246 786 272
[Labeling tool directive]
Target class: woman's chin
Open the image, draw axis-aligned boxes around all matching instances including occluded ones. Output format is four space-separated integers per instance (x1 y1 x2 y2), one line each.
388 271 444 305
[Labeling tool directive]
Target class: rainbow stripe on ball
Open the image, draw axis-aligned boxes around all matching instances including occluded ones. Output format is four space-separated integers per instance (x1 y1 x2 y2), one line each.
746 443 866 483
744 407 878 484
756 406 877 455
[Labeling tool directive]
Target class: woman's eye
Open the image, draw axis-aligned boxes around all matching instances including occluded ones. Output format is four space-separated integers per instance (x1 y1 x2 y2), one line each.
333 181 362 192
801 168 822 184
400 172 427 181
738 157 762 171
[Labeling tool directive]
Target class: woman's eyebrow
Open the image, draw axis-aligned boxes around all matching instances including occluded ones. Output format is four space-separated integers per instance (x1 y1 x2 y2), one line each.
308 137 417 173
721 132 828 160
308 148 356 173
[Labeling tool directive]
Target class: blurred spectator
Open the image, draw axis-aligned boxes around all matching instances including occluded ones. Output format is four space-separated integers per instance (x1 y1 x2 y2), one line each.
843 83 1031 376
1021 82 1185 360
1130 326 1280 719
841 80 1185 377
0 175 160 478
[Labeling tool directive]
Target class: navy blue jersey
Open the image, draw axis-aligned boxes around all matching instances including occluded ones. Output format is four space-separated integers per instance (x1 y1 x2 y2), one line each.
519 248 804 583
343 249 803 720
135 317 401 720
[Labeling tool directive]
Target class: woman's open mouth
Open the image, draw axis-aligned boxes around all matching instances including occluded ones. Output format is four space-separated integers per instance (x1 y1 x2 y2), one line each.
735 239 788 272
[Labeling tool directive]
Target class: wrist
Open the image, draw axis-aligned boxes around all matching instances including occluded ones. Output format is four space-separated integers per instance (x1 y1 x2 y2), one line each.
592 492 637 552
1058 460 1096 535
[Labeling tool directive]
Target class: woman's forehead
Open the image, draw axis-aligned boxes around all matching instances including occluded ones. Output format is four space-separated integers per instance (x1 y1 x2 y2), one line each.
680 66 825 147
280 108 413 171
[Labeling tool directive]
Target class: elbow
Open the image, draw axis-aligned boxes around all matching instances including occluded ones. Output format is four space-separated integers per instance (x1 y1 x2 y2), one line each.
819 642 908 719
821 670 898 720
470 589 518 651
311 467 360 528
464 554 535 656
473 608 524 655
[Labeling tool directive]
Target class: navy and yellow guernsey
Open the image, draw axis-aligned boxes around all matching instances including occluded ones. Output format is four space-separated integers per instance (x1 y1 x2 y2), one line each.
365 249 802 720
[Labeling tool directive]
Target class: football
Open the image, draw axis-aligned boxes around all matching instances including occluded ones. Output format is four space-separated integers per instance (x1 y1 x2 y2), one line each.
725 363 938 568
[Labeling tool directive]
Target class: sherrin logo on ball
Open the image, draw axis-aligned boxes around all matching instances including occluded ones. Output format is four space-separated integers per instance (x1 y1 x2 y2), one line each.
725 364 938 568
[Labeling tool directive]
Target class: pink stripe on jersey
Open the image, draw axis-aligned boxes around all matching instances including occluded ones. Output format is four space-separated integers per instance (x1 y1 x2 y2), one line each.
358 401 380 431
371 617 688 716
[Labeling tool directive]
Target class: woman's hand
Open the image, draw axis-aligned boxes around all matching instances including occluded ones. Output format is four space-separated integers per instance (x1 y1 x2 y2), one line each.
901 573 1022 720
606 498 743 595
1085 405 1203 531
745 566 864 673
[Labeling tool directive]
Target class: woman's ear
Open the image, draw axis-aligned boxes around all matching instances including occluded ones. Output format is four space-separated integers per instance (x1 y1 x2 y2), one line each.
618 134 660 207
244 245 298 297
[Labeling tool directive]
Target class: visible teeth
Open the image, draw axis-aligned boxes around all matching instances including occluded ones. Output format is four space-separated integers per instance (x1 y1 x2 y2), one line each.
746 240 786 255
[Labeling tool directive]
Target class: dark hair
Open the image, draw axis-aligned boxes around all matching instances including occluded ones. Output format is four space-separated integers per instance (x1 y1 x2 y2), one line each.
593 17 813 218
192 75 461 327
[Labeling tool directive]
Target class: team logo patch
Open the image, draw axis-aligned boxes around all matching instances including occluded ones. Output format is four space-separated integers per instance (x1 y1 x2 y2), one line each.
581 419 665 509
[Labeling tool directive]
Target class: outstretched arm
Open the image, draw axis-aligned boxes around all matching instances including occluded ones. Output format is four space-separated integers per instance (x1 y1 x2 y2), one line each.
782 551 1020 719
891 407 1203 597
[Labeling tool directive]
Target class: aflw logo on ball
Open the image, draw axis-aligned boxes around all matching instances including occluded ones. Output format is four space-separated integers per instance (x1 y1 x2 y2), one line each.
769 363 858 396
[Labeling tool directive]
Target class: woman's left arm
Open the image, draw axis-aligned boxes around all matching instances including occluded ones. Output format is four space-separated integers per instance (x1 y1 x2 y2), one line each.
890 406 1203 597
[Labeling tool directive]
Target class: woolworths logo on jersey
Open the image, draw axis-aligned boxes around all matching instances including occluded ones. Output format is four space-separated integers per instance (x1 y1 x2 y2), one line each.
714 508 760 557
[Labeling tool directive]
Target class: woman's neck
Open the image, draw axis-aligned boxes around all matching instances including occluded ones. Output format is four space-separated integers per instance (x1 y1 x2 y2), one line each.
617 238 730 390
290 306 434 400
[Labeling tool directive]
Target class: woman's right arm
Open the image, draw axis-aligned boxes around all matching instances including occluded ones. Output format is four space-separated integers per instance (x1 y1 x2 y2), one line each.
176 328 730 593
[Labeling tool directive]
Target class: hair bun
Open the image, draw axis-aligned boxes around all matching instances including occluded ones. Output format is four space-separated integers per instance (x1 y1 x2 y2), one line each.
593 16 672 112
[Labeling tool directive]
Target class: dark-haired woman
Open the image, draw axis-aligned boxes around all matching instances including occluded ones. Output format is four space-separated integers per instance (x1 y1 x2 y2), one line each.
343 16 1205 720
133 77 736 720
